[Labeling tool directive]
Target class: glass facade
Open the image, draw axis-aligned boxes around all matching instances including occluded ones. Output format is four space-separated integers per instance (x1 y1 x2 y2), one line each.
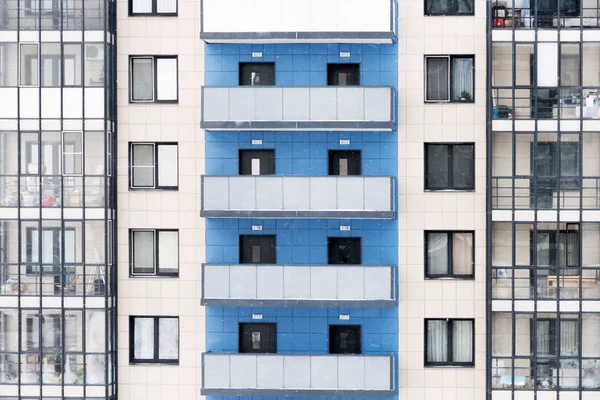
0 0 117 398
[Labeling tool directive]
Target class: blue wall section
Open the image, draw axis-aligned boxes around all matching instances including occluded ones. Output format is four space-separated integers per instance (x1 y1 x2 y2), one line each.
204 23 399 400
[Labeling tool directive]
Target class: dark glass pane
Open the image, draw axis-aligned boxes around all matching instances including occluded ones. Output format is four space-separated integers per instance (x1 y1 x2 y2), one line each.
426 145 449 189
426 58 449 101
426 0 449 14
452 145 474 189
457 0 474 13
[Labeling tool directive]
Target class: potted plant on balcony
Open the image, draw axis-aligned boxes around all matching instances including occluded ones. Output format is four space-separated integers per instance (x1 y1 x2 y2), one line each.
459 91 472 102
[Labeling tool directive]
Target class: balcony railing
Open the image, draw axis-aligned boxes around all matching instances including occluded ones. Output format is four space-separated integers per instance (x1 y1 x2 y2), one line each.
200 175 396 219
491 0 600 29
202 264 395 307
202 353 395 397
201 87 395 131
200 0 395 44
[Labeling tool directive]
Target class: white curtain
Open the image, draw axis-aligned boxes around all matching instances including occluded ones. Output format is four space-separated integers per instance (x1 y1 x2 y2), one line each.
158 318 179 360
453 233 473 274
426 58 449 101
427 233 448 275
158 231 178 273
427 320 448 362
451 58 474 101
537 321 551 356
452 320 473 362
134 318 154 360
561 320 578 356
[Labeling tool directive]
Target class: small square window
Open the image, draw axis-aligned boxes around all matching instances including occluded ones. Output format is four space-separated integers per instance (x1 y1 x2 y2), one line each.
425 55 474 103
130 0 177 15
130 143 178 189
130 229 179 277
425 319 474 367
425 143 475 190
130 316 179 364
130 56 178 103
426 231 474 278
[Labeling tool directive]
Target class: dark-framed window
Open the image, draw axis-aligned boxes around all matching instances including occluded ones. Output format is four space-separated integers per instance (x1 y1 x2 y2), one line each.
129 142 178 189
425 231 474 279
425 55 474 102
532 226 579 272
129 0 177 16
532 141 579 191
327 63 360 86
130 229 179 277
129 56 178 103
26 227 76 274
425 0 473 15
425 143 475 190
425 319 474 367
129 316 179 364
239 62 275 86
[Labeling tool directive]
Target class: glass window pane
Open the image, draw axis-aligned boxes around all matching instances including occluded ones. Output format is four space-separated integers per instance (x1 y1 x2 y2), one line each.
84 43 104 87
40 43 61 87
427 145 449 189
560 142 579 177
451 57 474 101
132 231 154 274
426 57 449 101
0 44 18 87
427 320 448 363
453 233 473 275
20 44 38 86
158 231 178 274
131 57 153 101
134 318 154 360
157 0 176 13
560 320 578 356
132 144 155 187
158 318 178 360
427 232 448 275
426 0 448 14
452 320 473 363
132 0 152 13
452 144 474 189
63 44 82 86
560 44 580 87
156 58 177 101
457 0 473 13
157 144 178 187
583 314 600 357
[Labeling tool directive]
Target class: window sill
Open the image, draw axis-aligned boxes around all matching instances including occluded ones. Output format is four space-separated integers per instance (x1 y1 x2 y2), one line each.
129 360 179 365
129 187 179 191
425 13 475 16
425 364 475 368
128 13 178 17
425 100 475 104
129 100 179 105
425 275 475 280
424 188 476 193
129 274 179 278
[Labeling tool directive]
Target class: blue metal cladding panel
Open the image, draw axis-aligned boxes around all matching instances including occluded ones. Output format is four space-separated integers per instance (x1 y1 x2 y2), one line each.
203 4 399 398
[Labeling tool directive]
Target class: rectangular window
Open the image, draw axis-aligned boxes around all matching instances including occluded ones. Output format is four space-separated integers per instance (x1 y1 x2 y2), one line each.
130 0 176 15
425 143 475 190
130 229 179 277
20 43 39 87
327 64 360 86
425 0 473 14
425 319 474 367
329 325 362 354
130 316 179 364
533 142 580 195
62 131 83 175
130 56 178 103
426 231 474 278
534 226 580 272
26 227 75 274
239 323 277 353
130 143 178 189
425 55 474 102
239 63 275 86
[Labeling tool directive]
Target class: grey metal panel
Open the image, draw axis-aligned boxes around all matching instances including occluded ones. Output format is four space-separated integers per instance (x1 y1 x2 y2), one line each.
202 176 229 210
203 87 230 121
309 88 337 121
203 354 230 388
337 88 365 121
282 88 310 121
338 357 365 390
257 265 284 299
200 32 396 44
257 356 284 389
200 120 394 131
229 177 256 210
310 356 338 389
310 266 337 300
364 356 392 390
203 264 230 299
229 87 256 121
230 355 257 388
283 355 311 389
338 267 365 300
282 177 310 210
364 88 392 121
309 177 336 210
337 177 364 210
256 177 282 210
255 88 283 121
283 266 310 299
365 267 393 300
230 266 257 299
364 177 393 211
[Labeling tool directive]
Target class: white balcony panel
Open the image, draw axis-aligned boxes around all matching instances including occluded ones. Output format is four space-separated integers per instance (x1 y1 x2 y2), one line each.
202 353 395 396
202 264 395 307
201 175 396 219
201 0 395 44
201 86 395 131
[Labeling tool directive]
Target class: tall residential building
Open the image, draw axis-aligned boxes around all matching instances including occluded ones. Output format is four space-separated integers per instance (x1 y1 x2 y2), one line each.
490 2 600 400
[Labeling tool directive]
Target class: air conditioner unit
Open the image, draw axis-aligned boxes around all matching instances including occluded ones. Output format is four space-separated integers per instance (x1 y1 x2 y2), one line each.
85 44 104 61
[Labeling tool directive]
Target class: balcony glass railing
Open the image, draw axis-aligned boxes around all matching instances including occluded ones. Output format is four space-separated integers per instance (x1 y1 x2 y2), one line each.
492 0 600 29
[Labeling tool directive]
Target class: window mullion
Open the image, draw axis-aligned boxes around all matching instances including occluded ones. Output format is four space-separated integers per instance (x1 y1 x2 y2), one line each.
447 320 453 364
448 145 454 188
448 232 453 276
154 230 158 275
154 144 160 188
154 317 160 362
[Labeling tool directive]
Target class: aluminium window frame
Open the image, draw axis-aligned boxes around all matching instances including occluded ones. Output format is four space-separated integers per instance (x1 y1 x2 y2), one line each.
18 42 40 88
424 0 475 15
129 142 179 190
129 316 180 364
424 230 475 279
129 0 177 16
62 131 83 177
424 318 475 367
424 142 476 191
129 55 178 104
129 228 179 277
424 55 475 103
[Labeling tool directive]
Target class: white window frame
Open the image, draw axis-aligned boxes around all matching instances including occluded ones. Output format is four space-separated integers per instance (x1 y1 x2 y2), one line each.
130 142 178 189
129 56 178 103
425 55 451 103
130 229 179 277
62 131 83 176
